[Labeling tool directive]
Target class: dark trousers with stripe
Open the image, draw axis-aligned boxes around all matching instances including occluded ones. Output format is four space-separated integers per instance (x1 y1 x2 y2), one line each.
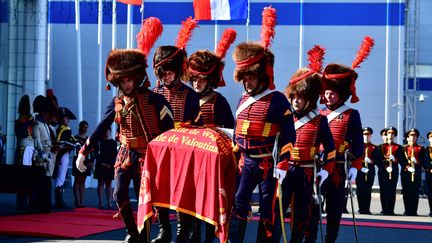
273 165 315 243
356 165 375 214
232 154 277 241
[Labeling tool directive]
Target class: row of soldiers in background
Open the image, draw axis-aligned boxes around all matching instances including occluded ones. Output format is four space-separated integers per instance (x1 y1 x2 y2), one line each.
14 92 81 212
358 126 432 217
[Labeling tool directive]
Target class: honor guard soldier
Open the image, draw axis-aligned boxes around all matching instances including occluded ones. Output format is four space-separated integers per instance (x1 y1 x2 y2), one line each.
356 127 378 214
151 17 203 243
272 45 336 243
76 17 174 243
188 28 237 242
309 36 374 243
401 128 428 216
228 7 296 242
376 126 404 215
425 131 432 217
380 128 388 143
188 28 236 129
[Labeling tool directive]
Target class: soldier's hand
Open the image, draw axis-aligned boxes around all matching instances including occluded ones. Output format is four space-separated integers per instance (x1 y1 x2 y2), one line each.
386 166 393 173
411 157 417 164
76 153 87 172
361 167 369 174
317 169 329 187
389 155 395 161
407 166 415 173
273 168 287 185
364 157 372 164
348 167 358 183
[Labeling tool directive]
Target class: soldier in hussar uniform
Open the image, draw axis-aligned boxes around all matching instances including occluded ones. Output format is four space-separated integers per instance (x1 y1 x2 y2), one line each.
188 28 236 129
308 36 374 243
356 127 378 214
151 17 203 243
76 17 174 243
376 126 404 215
425 131 432 217
272 45 336 243
401 128 428 216
188 28 236 243
228 7 296 242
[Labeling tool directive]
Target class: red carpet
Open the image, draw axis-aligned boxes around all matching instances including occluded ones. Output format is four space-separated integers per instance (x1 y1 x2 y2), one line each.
252 216 432 230
0 207 125 238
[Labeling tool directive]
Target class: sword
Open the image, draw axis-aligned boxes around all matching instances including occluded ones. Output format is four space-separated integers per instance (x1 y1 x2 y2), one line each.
345 150 359 243
273 133 287 243
313 155 324 243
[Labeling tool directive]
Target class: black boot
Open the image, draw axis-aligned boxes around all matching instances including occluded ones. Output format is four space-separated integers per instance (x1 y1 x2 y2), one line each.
120 203 139 243
204 222 215 243
189 218 201 243
228 216 247 243
176 212 192 243
55 186 66 208
256 220 272 243
151 208 172 243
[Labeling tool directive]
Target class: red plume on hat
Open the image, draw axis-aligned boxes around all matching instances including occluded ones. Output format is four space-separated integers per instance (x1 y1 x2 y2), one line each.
323 36 375 103
214 28 237 87
136 17 163 56
175 17 198 50
260 6 277 90
290 45 325 85
216 28 237 59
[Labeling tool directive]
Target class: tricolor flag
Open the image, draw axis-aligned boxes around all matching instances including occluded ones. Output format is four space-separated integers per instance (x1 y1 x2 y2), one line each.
117 0 142 5
193 0 248 20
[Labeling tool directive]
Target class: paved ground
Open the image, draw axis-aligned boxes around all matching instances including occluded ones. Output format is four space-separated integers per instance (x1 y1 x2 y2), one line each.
1 188 432 242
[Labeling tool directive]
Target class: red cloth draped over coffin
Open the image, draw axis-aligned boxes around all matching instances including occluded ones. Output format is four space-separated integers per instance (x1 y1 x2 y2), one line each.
137 127 236 242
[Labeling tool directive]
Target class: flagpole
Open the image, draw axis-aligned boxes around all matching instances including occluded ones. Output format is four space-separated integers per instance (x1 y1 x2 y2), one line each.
112 0 117 50
127 4 133 49
75 0 83 122
298 0 304 69
97 0 103 122
141 1 145 22
214 20 218 52
246 0 250 41
384 0 390 128
111 0 118 138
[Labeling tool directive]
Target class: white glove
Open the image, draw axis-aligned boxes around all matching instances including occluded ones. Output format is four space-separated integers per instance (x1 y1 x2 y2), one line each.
389 155 395 161
76 153 87 172
411 157 417 164
220 213 227 224
364 157 372 164
348 167 358 183
407 167 415 173
361 167 369 173
273 168 287 185
316 169 329 187
41 153 48 161
386 166 393 173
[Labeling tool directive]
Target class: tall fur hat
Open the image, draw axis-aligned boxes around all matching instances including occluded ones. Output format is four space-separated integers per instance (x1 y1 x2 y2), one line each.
322 36 374 103
286 45 325 111
153 17 198 85
18 94 31 117
105 17 163 89
188 28 237 88
233 6 277 90
105 49 148 87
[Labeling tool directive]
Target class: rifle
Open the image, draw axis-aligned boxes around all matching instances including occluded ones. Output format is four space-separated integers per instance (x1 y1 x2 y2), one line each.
410 146 415 182
387 137 393 180
364 146 369 181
